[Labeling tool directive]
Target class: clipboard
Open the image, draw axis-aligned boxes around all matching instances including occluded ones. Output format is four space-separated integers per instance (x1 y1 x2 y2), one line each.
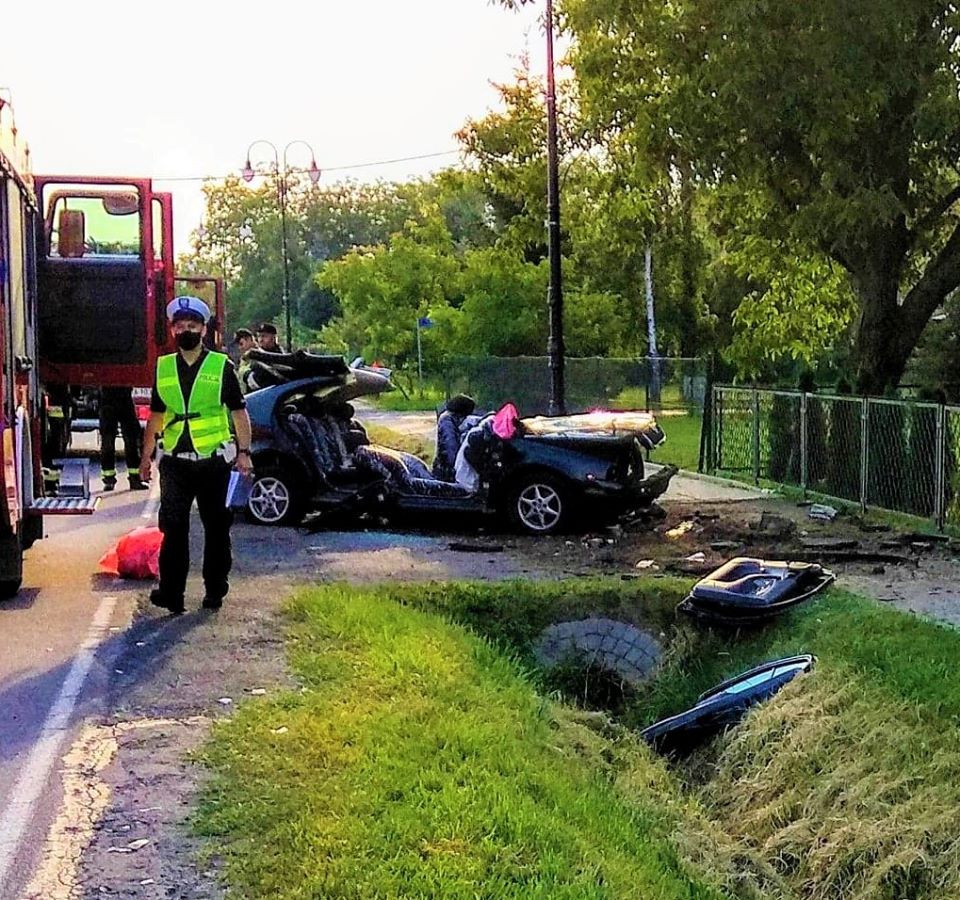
225 471 254 509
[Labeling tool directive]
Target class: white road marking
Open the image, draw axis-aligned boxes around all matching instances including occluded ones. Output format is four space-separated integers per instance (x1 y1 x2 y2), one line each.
0 595 118 893
141 479 161 520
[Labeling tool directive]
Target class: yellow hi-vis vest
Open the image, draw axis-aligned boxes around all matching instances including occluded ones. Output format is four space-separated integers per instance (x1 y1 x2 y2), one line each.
157 352 231 457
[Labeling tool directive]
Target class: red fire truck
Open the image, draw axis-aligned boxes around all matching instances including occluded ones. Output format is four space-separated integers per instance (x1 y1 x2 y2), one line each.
0 104 223 596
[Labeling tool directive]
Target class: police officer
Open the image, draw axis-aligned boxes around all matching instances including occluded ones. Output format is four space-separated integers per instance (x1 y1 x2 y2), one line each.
99 385 148 491
139 296 253 615
256 322 284 353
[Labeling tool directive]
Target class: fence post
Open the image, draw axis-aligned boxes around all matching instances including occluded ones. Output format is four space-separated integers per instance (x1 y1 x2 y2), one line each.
752 389 761 486
800 392 809 495
712 386 722 475
698 357 714 474
860 397 869 515
935 404 946 531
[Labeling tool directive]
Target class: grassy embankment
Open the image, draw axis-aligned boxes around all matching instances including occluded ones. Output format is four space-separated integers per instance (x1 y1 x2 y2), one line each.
195 579 960 899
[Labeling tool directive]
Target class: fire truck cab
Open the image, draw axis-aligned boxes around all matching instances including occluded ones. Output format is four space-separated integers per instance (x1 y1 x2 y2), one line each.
35 176 178 455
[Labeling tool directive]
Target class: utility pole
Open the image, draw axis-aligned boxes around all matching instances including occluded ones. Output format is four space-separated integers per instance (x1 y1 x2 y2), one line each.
645 245 661 406
545 0 565 415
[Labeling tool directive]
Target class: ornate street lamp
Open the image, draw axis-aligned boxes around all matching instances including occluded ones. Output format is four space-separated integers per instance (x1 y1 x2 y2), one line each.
241 140 321 350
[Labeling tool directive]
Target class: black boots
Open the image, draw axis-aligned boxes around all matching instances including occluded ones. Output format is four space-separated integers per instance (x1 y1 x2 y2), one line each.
103 472 148 492
149 588 185 615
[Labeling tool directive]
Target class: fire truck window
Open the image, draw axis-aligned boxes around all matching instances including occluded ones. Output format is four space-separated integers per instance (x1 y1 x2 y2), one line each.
47 194 141 259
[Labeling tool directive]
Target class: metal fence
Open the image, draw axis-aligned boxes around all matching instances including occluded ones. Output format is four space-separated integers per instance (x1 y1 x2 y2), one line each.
710 387 960 530
427 356 706 415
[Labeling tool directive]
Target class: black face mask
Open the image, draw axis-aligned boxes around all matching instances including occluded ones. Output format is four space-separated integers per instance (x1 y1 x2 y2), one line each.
176 331 202 351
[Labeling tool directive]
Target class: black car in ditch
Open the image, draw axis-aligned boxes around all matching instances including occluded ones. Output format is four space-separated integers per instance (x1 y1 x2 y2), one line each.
243 357 675 535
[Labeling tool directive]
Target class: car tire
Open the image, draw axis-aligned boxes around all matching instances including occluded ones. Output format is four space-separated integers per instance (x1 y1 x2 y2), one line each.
506 473 571 535
246 466 305 526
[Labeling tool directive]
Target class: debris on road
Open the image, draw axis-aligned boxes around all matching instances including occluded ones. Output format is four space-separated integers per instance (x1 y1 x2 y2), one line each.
448 541 505 553
800 537 859 551
750 512 796 538
107 838 151 853
709 540 742 552
665 520 696 539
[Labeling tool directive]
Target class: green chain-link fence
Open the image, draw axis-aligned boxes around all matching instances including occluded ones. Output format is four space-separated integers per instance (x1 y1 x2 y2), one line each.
712 388 959 531
429 356 706 415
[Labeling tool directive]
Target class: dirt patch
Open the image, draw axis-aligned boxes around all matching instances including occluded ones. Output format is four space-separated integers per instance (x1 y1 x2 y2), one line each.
505 494 960 628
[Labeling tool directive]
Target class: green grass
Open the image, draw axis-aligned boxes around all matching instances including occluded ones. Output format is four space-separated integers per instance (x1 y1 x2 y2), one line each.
408 580 960 899
194 583 719 899
651 413 703 471
609 383 687 411
196 578 960 899
373 384 446 412
365 422 434 463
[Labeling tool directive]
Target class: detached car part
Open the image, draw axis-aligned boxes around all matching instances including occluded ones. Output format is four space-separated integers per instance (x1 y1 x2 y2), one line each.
678 557 835 626
641 654 814 755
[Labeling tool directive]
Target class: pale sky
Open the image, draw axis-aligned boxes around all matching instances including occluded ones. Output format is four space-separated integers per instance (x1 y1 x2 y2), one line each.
4 0 547 254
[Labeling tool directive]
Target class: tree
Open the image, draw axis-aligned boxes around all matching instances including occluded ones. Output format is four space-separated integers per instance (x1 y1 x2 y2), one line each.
457 59 584 262
566 0 960 393
316 211 461 364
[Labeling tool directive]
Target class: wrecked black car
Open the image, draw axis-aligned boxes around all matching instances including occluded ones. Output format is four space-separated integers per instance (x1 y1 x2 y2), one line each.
243 359 675 535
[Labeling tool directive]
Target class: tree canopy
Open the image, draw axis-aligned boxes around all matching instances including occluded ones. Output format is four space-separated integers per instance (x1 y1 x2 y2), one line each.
565 0 960 392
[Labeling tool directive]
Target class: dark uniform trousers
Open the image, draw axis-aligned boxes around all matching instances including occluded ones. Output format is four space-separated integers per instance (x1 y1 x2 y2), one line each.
158 455 233 603
100 387 142 474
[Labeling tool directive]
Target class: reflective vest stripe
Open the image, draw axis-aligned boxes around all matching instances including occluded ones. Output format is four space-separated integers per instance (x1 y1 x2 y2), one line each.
157 353 231 457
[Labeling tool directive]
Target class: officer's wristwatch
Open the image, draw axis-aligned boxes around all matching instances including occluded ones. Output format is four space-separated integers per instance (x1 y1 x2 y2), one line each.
237 448 251 456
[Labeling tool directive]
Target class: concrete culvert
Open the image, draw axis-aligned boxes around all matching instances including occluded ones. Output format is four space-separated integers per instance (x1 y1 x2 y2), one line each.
535 618 662 687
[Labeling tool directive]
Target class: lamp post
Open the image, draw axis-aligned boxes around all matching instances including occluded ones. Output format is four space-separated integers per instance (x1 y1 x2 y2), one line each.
545 0 565 415
241 140 321 351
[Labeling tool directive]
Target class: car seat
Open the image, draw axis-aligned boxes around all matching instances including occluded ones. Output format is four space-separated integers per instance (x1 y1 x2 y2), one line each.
355 446 474 498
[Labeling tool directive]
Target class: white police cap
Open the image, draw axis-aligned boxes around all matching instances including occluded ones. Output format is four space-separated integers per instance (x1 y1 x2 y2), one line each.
166 295 211 323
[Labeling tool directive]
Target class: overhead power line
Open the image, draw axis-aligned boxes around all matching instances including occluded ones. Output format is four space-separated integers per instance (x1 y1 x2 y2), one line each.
153 149 462 183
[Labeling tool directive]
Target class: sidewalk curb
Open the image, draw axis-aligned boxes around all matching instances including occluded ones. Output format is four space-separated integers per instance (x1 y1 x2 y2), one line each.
646 463 774 496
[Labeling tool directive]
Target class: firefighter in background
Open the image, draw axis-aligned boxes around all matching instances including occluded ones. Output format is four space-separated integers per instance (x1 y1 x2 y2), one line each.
234 327 258 394
139 296 252 615
99 386 148 491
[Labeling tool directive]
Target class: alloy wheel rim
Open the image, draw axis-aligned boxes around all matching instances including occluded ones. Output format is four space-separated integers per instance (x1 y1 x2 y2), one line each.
249 476 290 523
517 483 562 532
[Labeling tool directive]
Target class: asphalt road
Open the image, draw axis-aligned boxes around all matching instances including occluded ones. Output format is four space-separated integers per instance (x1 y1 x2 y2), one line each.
0 452 155 898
